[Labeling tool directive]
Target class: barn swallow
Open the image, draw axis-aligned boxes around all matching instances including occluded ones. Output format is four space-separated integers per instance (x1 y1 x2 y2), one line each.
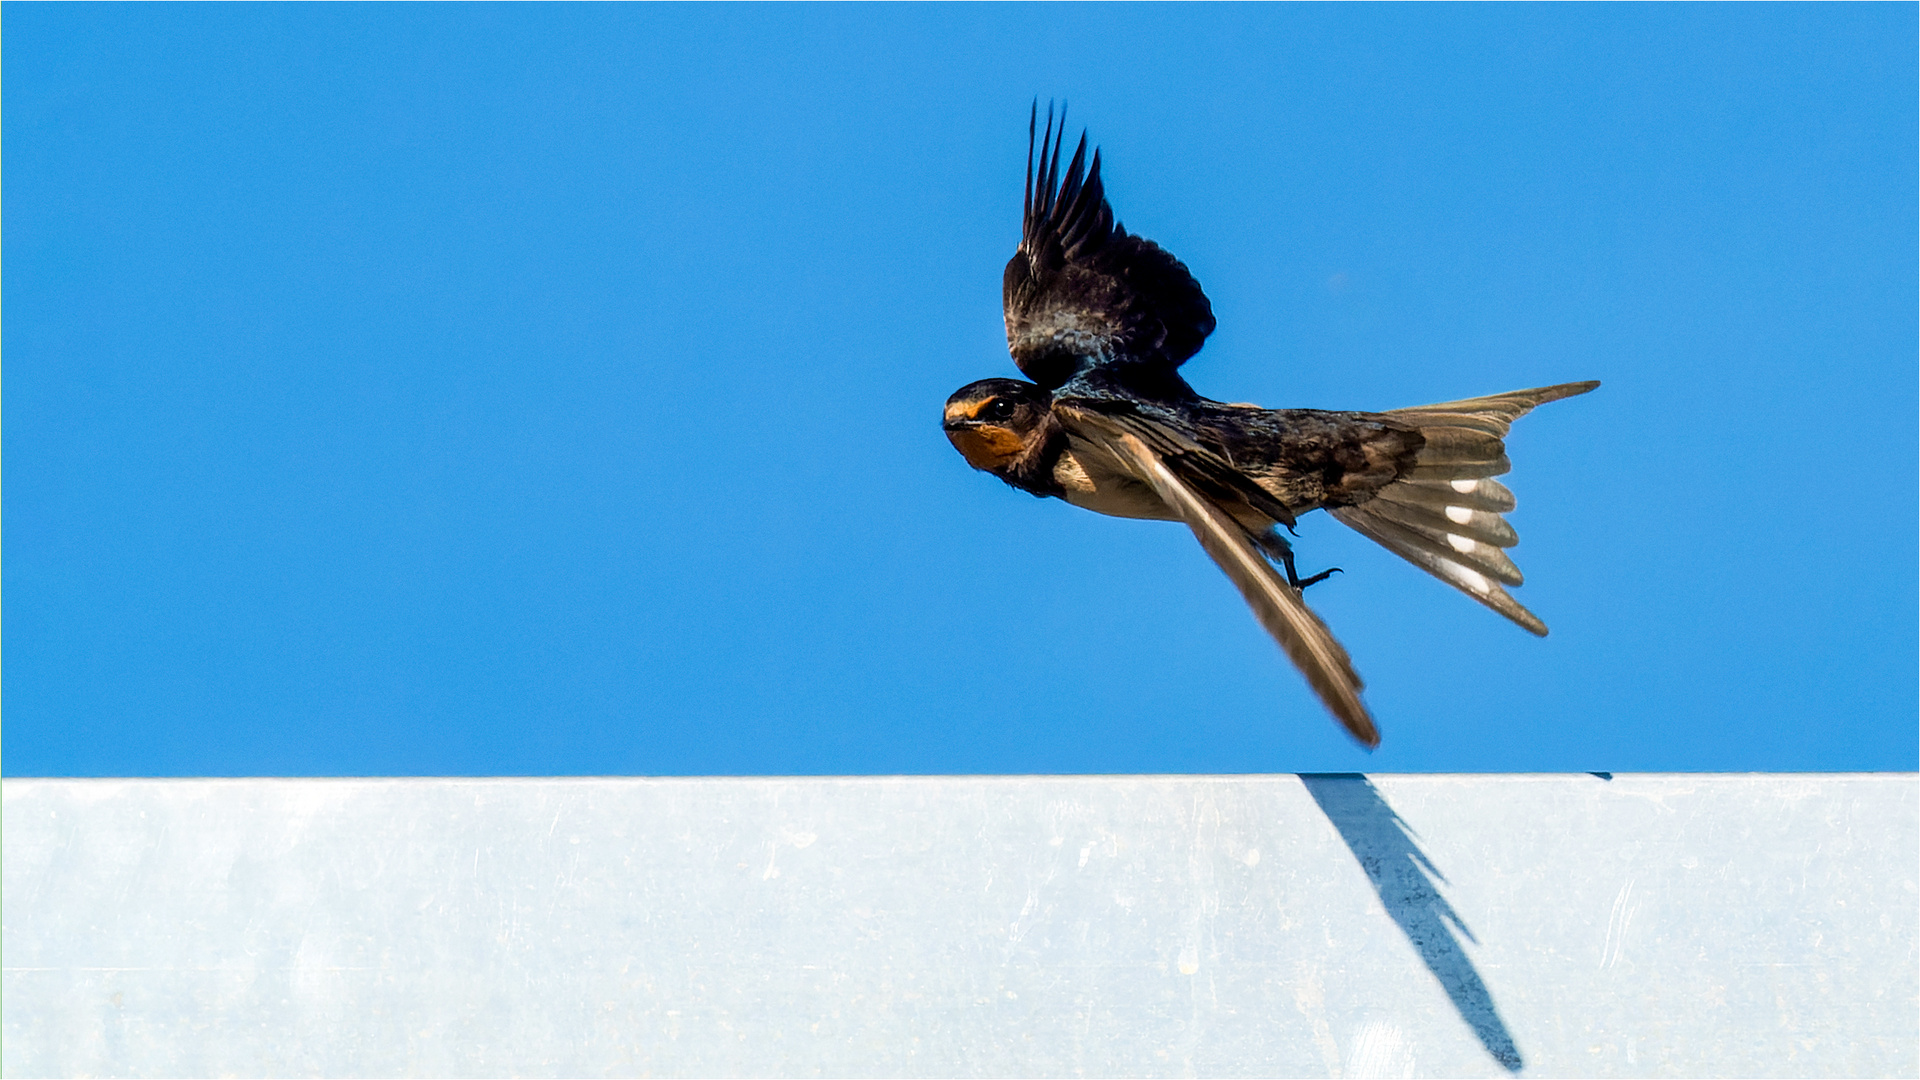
943 105 1598 748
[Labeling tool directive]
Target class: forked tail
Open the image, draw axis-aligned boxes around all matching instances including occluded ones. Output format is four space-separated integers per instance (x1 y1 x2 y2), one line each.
1329 381 1599 636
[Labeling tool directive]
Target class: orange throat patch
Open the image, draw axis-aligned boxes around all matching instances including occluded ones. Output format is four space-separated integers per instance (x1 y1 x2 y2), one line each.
948 425 1026 471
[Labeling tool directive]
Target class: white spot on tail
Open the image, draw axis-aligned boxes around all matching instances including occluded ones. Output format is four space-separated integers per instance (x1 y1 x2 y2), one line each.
1445 506 1473 524
1450 479 1479 494
1456 567 1491 594
1447 534 1476 553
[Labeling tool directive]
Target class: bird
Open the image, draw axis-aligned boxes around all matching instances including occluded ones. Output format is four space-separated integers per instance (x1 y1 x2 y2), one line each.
942 105 1598 748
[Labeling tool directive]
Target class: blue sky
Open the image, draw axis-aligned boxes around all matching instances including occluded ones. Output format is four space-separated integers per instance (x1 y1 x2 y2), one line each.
6 5 1914 776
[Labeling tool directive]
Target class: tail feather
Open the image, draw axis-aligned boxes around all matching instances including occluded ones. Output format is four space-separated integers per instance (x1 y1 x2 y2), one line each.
1408 424 1506 462
1334 380 1598 635
1389 381 1600 435
1374 476 1517 514
1331 506 1548 635
1365 490 1518 548
1405 452 1513 482
1384 411 1511 436
1350 500 1524 585
1400 424 1511 481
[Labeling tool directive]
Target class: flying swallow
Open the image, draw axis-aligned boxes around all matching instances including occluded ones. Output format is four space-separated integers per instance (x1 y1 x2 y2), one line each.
943 105 1598 748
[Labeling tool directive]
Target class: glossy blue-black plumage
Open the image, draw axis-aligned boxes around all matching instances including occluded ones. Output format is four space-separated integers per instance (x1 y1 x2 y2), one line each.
1003 102 1216 395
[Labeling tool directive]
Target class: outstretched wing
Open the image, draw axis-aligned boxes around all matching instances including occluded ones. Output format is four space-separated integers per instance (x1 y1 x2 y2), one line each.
1003 104 1216 392
1058 404 1379 748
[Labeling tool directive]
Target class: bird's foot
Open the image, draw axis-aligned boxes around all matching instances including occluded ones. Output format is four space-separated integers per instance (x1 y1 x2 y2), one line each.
1290 566 1342 591
1252 530 1341 592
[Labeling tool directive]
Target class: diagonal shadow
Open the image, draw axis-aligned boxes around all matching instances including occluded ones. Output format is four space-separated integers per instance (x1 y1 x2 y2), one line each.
1299 773 1524 1073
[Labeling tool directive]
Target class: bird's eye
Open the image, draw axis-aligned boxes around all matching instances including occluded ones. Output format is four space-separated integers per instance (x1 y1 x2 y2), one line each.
982 398 1018 422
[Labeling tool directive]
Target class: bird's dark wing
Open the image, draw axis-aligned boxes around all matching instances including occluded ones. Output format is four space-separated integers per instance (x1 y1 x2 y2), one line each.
1003 105 1216 392
1057 403 1378 748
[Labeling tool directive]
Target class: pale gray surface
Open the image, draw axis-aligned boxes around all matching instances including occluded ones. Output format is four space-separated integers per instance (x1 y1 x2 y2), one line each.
3 774 1915 1078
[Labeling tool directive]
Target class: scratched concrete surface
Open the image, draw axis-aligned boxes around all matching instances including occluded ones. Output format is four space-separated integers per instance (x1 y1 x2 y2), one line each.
3 774 1915 1078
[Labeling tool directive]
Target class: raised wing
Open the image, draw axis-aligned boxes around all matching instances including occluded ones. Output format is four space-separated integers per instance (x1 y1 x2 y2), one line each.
1003 104 1216 392
1059 404 1379 747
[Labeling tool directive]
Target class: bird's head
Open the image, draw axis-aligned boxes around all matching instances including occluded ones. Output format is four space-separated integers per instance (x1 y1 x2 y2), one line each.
942 378 1052 473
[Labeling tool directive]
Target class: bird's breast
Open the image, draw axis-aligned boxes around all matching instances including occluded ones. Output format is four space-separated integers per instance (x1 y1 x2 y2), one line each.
1053 446 1178 521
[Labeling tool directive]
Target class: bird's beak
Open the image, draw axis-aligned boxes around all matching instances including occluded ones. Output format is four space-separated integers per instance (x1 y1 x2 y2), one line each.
942 401 986 432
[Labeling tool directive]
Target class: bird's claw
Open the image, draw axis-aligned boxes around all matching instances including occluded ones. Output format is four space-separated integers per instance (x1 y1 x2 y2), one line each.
1255 530 1341 593
1290 566 1343 592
